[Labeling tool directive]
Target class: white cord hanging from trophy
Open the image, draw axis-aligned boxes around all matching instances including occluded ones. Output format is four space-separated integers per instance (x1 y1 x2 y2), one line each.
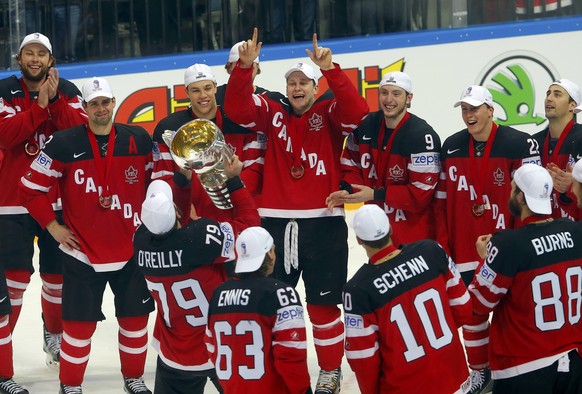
162 119 234 210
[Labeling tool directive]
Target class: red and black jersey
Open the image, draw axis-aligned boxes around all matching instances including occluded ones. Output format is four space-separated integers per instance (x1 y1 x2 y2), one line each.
133 180 259 371
152 106 264 222
224 63 369 218
436 125 540 274
19 123 153 271
343 240 471 394
469 218 582 379
533 123 582 220
206 277 311 394
341 110 441 246
0 75 86 213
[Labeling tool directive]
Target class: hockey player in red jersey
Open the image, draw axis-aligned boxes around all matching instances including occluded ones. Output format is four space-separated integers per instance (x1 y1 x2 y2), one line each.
19 77 154 394
435 85 541 393
152 63 264 224
532 79 582 221
133 156 259 394
343 204 472 394
470 163 582 393
206 226 312 394
326 71 441 247
223 28 369 393
0 32 86 393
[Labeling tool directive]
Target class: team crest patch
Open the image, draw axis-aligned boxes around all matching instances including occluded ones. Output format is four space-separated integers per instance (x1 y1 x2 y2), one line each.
493 168 505 186
125 165 138 184
309 112 323 131
389 164 405 180
34 151 52 169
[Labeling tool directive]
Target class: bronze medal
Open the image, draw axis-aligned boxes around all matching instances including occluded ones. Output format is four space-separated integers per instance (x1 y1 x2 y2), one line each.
99 195 112 209
291 165 304 179
472 203 485 217
25 142 40 156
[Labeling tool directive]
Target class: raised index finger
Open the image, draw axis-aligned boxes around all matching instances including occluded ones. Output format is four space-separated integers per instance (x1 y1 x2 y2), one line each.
312 33 318 51
251 27 258 45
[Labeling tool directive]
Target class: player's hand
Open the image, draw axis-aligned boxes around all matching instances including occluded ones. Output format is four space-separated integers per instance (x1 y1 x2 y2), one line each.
177 167 193 181
47 220 80 251
341 184 374 204
547 162 572 194
475 234 492 259
306 34 334 71
46 67 59 101
238 28 262 68
326 190 349 212
224 154 243 179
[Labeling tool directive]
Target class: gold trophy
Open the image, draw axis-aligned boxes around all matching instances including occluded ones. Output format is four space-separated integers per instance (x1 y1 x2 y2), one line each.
162 119 234 210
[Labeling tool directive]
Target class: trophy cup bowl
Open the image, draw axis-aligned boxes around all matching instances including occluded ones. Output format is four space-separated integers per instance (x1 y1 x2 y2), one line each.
162 119 234 210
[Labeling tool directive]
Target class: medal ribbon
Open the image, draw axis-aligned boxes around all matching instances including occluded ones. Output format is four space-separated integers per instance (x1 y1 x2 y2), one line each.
289 115 306 174
469 123 498 208
86 125 117 201
541 120 574 166
370 244 399 265
20 78 40 154
374 112 410 188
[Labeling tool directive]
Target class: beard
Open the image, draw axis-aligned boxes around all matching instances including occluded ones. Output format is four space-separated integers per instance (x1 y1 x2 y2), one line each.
19 63 48 82
508 196 522 218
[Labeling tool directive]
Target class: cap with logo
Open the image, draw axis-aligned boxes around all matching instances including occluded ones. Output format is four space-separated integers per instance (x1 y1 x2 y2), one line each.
513 163 553 215
573 160 582 183
454 85 493 108
550 79 581 106
82 77 114 102
284 62 317 84
141 180 176 235
184 63 217 87
20 32 52 54
234 227 274 273
379 71 412 94
351 204 391 241
228 41 259 64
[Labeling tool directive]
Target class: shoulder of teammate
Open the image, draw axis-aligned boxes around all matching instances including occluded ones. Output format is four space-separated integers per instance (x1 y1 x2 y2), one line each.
57 78 83 98
189 217 234 260
0 75 22 102
114 123 153 150
441 129 469 158
152 110 191 144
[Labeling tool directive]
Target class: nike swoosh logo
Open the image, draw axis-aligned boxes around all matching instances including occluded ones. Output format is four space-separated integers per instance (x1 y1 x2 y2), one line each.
319 291 331 296
142 297 151 304
447 148 461 154
577 154 582 160
73 152 86 158
10 89 21 94
0 296 7 303
362 136 372 141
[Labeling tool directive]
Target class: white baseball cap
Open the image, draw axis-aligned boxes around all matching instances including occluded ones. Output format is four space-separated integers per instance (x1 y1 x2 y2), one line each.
551 79 581 106
82 77 114 103
380 71 412 94
573 159 582 183
284 62 317 84
351 204 391 241
228 41 259 64
184 63 217 87
513 163 553 215
454 85 493 108
574 104 582 114
141 180 176 235
235 227 274 273
20 32 52 53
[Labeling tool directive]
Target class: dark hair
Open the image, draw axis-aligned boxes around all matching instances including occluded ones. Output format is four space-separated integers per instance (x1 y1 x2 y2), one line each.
235 251 274 279
360 232 391 249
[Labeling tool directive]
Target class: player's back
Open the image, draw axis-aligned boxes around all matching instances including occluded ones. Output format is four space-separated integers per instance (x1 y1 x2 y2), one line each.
344 239 471 394
206 276 310 394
